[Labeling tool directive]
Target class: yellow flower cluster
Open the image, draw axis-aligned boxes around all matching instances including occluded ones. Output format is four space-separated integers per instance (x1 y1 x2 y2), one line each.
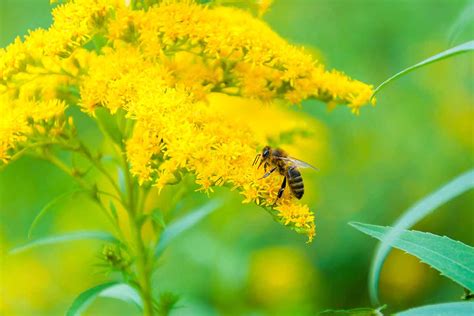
81 44 320 239
134 2 374 112
0 0 375 241
0 96 67 162
0 0 118 160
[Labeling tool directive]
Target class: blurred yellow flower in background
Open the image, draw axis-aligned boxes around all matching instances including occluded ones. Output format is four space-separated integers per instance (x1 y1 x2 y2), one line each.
0 256 52 313
248 246 317 308
380 250 435 306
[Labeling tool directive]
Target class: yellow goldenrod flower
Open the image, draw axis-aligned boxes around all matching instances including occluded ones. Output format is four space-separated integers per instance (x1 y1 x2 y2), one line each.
0 0 375 241
0 96 67 162
136 2 374 110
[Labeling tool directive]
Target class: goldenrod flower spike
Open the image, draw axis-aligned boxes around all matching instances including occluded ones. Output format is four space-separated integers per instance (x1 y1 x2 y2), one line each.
0 0 375 242
136 2 374 107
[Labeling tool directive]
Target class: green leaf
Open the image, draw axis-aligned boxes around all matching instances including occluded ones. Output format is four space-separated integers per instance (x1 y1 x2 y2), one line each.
351 222 474 293
151 208 166 230
319 306 385 315
95 107 123 145
154 200 222 257
67 282 142 316
396 302 474 316
98 283 143 309
67 282 118 316
28 190 87 239
117 167 126 194
448 2 474 45
9 231 117 255
109 200 118 220
368 170 474 304
372 41 474 98
155 292 180 316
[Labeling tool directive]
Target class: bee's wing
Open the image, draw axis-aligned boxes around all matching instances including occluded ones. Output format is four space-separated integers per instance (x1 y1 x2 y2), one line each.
276 157 319 171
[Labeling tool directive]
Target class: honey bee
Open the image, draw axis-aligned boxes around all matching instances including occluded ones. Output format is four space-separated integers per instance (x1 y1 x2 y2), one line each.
253 146 318 203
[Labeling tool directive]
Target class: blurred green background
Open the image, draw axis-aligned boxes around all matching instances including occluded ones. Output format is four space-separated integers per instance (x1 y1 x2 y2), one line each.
1 0 473 315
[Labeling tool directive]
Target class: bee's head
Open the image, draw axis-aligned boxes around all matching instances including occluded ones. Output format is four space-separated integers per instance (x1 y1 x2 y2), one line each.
253 146 271 167
262 146 271 159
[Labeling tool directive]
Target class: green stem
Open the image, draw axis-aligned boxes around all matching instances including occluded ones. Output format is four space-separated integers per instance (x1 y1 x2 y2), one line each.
0 141 59 168
76 141 124 200
119 145 155 316
138 185 151 217
30 122 157 314
43 153 125 241
97 189 127 209
44 154 90 191
130 212 154 316
41 138 125 202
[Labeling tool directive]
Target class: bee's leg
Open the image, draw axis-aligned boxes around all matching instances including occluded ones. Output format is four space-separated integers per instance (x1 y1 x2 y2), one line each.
273 176 287 205
215 176 224 185
252 154 261 166
260 167 277 179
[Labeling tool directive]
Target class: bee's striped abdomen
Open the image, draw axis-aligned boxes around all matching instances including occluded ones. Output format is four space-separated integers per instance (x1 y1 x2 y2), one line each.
287 166 304 199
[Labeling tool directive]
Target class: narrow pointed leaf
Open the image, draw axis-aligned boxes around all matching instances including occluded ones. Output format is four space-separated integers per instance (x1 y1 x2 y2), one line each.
10 231 117 255
99 283 143 309
351 222 474 292
151 208 166 229
155 200 222 257
368 170 474 304
372 41 474 98
66 282 142 316
67 282 118 316
448 2 474 45
117 167 126 194
156 291 180 316
109 201 118 220
28 190 86 239
397 302 474 316
319 306 385 315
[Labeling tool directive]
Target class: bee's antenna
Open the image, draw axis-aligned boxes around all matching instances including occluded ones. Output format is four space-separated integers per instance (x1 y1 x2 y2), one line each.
252 154 261 166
